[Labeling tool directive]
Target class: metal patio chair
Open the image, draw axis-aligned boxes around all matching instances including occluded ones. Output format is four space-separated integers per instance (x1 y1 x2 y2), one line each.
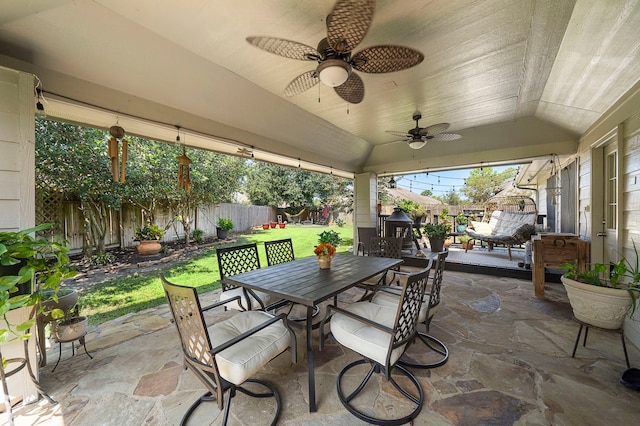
370 249 450 369
161 275 296 426
216 243 282 311
264 238 320 321
320 266 431 425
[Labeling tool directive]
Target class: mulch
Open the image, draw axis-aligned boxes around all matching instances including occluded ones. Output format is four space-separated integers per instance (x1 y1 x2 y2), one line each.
66 237 237 293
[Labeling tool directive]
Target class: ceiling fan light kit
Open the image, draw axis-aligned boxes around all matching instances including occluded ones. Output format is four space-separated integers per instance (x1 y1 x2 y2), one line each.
408 140 427 150
317 59 351 87
246 0 423 104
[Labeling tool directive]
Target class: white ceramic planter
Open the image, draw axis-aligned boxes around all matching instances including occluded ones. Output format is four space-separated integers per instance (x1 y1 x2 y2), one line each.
56 316 89 342
561 276 632 329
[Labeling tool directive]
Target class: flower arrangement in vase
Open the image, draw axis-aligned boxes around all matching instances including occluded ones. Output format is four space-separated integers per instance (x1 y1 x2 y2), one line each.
314 242 336 269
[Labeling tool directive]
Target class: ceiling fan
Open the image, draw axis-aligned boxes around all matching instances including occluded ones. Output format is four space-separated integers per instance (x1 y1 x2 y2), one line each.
386 112 462 150
246 0 423 104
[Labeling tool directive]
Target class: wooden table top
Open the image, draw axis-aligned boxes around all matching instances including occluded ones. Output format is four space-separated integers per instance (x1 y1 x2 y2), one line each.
225 254 403 306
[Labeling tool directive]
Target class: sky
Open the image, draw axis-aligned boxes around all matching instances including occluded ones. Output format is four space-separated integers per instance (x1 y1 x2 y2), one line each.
395 166 513 198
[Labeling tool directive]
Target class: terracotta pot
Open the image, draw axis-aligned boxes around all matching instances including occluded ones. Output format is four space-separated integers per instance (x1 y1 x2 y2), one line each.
279 223 286 228
270 222 277 228
262 224 269 230
137 240 161 255
318 255 333 269
561 276 632 329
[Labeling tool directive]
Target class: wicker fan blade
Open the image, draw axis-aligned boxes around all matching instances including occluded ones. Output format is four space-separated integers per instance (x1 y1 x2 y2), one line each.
333 72 364 104
284 71 319 96
326 0 375 53
430 133 462 142
419 123 450 136
385 130 412 138
246 36 320 61
351 46 424 73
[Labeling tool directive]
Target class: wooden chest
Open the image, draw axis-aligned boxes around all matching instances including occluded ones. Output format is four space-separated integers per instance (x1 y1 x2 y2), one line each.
531 234 590 297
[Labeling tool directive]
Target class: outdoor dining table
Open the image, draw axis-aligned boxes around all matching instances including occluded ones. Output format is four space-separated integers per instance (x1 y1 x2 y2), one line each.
224 253 404 412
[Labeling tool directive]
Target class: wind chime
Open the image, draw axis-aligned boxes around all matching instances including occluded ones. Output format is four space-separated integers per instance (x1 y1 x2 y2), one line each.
176 128 192 192
108 125 128 182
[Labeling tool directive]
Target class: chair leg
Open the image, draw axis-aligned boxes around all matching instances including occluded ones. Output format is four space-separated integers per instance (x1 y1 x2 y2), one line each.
336 359 423 426
181 380 281 426
399 331 449 369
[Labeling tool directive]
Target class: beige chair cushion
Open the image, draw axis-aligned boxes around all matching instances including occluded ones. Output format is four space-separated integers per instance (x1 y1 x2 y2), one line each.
331 302 407 366
219 287 279 311
371 290 431 323
208 310 290 385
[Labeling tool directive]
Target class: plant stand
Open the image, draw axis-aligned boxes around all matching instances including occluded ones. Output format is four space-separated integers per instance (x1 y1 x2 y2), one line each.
1 337 57 426
571 317 630 368
52 334 93 373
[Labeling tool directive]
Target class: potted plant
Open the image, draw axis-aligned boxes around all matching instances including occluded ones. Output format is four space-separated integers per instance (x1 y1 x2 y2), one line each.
0 224 75 422
54 304 88 342
279 222 286 229
560 243 640 330
216 218 233 239
134 224 165 255
456 212 468 232
459 234 474 251
423 223 449 252
262 224 270 230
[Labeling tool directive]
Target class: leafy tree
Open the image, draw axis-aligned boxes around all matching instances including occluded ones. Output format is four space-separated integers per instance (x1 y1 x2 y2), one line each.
461 167 517 203
245 163 351 217
441 190 463 205
36 119 247 252
420 189 433 197
36 119 123 256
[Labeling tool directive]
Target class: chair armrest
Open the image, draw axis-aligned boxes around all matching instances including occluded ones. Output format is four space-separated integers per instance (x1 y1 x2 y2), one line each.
210 313 289 355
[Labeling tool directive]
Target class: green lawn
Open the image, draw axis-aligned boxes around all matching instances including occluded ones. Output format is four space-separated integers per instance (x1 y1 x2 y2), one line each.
80 225 354 325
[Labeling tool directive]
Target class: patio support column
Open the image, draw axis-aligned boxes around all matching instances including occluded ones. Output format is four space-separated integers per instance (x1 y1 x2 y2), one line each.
0 65 39 404
353 172 378 248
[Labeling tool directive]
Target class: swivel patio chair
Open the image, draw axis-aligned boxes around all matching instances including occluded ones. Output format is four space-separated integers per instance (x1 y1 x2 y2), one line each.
320 266 432 425
370 250 450 369
264 238 295 266
161 275 296 426
216 243 282 311
357 236 404 297
264 238 319 321
356 226 378 256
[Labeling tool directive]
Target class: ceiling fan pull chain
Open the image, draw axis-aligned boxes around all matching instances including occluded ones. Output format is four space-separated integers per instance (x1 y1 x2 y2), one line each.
347 102 349 115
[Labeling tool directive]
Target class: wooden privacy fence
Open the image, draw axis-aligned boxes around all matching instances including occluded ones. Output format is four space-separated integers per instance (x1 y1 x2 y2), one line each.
36 193 275 252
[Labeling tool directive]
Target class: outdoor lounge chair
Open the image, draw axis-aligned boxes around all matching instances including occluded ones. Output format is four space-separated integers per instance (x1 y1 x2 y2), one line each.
466 211 537 260
161 275 296 425
320 266 432 425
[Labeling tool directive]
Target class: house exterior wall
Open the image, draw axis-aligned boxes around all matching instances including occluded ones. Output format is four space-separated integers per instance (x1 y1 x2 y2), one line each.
353 173 378 246
0 66 39 403
577 81 640 348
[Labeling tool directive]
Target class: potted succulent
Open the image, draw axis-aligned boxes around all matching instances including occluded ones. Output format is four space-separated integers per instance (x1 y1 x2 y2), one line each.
560 243 640 330
459 234 474 251
423 223 449 252
216 218 233 239
456 212 468 232
134 224 165 255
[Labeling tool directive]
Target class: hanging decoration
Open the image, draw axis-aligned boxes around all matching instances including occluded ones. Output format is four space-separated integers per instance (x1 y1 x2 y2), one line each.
547 154 563 205
108 124 128 182
176 128 192 192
